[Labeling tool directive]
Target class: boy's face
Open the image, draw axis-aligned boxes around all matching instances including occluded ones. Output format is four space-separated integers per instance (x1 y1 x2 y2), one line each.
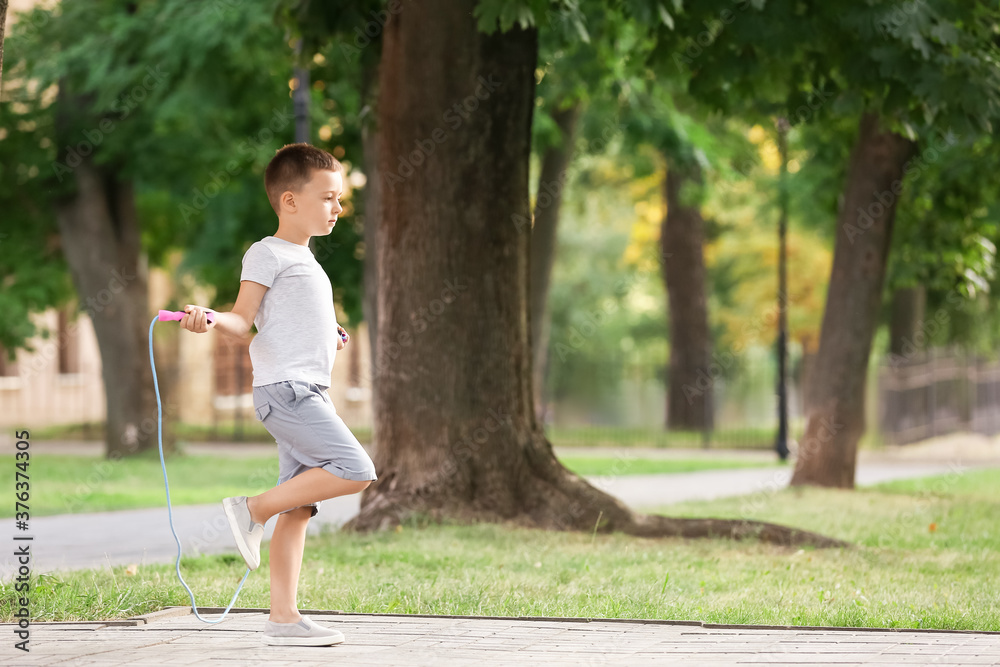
284 169 344 236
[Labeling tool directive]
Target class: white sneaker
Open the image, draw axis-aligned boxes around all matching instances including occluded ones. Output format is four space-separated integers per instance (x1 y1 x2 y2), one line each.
262 616 345 646
222 496 264 570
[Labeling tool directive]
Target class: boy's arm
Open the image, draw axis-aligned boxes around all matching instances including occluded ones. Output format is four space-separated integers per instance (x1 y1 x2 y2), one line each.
180 280 268 341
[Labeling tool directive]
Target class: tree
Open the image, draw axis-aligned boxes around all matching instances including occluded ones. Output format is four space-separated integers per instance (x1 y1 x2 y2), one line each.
347 0 843 548
0 97 75 362
885 132 1000 360
661 155 713 430
527 4 638 422
529 101 580 421
657 0 1000 487
619 89 745 434
1 0 367 456
790 3 1000 487
791 112 915 486
888 286 926 358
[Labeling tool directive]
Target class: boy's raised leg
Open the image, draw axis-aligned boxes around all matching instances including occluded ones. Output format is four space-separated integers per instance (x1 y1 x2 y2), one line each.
247 468 370 525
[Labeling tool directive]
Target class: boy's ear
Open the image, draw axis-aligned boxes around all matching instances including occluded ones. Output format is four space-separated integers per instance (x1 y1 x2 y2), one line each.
280 190 296 212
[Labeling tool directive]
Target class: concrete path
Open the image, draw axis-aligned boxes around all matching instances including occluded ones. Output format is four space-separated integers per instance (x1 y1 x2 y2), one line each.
587 461 963 507
7 609 1000 666
0 495 362 577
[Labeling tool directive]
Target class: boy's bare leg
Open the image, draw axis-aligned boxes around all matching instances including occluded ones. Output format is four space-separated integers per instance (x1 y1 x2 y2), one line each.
247 468 370 525
268 506 312 623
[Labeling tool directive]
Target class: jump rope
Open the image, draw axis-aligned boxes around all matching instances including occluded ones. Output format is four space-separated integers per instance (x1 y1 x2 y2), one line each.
149 309 249 624
150 309 348 623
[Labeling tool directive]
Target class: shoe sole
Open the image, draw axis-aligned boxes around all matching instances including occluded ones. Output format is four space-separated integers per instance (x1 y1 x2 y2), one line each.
222 498 259 571
262 634 345 646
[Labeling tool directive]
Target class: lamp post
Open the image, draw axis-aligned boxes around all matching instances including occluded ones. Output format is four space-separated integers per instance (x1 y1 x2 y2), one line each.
293 39 310 144
775 117 790 461
292 39 318 257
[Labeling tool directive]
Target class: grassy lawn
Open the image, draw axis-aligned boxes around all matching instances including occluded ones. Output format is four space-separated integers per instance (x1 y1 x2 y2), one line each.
559 456 780 476
547 425 779 450
32 421 790 449
4 467 999 630
11 454 280 518
32 421 891 451
7 453 773 517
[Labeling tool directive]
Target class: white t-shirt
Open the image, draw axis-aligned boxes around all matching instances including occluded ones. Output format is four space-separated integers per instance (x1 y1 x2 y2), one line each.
240 236 338 387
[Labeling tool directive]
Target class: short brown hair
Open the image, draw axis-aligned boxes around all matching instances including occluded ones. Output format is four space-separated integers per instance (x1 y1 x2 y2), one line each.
264 143 343 214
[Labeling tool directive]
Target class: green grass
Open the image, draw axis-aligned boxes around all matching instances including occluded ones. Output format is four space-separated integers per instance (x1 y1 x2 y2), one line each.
547 425 780 449
176 421 375 446
560 456 780 476
34 421 786 449
5 467 1000 630
7 453 280 518
33 421 891 451
32 421 294 444
7 453 773 517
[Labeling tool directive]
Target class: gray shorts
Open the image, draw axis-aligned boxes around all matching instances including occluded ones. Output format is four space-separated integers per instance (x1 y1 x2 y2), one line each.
253 380 377 517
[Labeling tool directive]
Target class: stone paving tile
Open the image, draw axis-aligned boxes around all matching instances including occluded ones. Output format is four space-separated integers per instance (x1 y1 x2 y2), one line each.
5 612 1000 666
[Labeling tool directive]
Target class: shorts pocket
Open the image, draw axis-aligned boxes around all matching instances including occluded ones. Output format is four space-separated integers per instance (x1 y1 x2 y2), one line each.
285 380 314 406
271 381 299 409
254 401 272 422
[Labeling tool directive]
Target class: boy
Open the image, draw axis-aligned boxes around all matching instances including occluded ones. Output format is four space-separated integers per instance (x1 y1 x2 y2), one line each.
179 143 376 647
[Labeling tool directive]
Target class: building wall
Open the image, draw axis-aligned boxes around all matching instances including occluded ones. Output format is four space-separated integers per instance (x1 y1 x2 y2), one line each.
0 308 106 428
1 263 374 431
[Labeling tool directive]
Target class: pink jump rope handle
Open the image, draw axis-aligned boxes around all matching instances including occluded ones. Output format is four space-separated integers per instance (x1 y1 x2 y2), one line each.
157 309 347 341
158 309 216 324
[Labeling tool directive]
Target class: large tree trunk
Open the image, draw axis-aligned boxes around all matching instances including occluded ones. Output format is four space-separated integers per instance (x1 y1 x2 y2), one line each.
54 155 168 458
662 158 713 431
530 102 580 423
888 285 926 361
346 1 845 549
791 113 916 488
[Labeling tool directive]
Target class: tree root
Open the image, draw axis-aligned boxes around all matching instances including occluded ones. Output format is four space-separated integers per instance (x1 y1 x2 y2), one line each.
347 432 850 549
622 512 849 548
346 471 850 549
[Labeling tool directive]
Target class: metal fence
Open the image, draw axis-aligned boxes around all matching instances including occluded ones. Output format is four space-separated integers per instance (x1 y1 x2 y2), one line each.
16 339 1000 449
878 350 1000 445
542 355 804 449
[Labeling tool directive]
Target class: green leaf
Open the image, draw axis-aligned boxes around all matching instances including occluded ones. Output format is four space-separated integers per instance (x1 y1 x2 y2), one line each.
657 4 674 30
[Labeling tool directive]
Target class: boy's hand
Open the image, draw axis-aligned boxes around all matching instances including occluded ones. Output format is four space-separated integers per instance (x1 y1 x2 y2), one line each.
180 305 215 333
336 325 349 350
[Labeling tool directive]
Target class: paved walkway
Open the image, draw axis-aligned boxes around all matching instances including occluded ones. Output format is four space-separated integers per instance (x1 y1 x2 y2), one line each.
8 609 1000 666
588 460 961 507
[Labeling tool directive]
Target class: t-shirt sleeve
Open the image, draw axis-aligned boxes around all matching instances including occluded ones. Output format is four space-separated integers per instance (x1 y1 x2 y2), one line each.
240 243 280 288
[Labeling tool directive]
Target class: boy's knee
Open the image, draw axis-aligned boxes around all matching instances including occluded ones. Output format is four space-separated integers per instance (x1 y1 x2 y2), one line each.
286 505 314 520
